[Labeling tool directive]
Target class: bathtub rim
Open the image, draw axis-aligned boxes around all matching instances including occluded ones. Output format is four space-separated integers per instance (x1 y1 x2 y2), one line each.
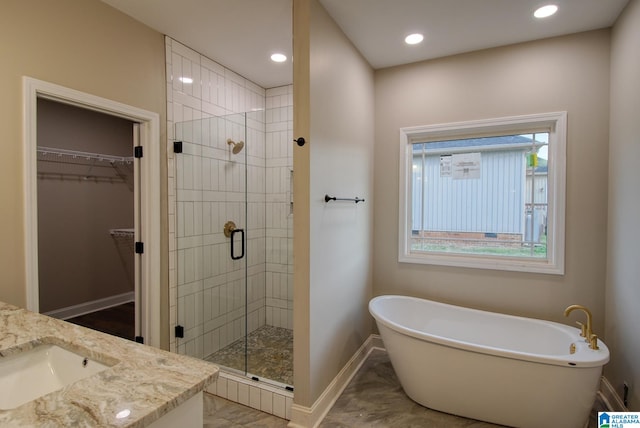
369 294 609 368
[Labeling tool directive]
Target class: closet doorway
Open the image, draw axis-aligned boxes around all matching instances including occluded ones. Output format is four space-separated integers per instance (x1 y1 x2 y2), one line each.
23 77 161 347
36 98 138 341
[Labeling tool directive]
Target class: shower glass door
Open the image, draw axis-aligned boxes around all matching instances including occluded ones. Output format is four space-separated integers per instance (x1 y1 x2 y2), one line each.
174 110 293 388
175 112 248 376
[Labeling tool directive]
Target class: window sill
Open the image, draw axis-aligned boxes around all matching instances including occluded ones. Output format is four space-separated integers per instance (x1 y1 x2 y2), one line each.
399 251 564 275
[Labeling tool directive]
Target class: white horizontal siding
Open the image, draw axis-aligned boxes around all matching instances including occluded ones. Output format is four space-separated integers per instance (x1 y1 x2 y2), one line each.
412 150 525 234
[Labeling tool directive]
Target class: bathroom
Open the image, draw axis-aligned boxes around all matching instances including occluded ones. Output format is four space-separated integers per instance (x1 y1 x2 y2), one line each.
1 0 639 425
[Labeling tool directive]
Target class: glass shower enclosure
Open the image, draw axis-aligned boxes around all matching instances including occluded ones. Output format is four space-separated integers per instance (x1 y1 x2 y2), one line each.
174 111 293 388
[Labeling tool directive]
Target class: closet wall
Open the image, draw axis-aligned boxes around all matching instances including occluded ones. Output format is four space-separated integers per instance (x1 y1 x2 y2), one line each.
37 98 135 314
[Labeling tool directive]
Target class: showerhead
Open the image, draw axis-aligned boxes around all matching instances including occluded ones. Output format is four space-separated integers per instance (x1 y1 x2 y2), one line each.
227 138 245 154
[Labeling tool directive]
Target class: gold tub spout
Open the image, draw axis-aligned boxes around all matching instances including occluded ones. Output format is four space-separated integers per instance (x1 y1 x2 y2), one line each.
564 304 599 350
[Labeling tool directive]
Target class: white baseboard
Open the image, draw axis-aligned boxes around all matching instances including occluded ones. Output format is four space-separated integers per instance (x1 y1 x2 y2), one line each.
288 334 383 428
43 291 134 320
600 376 628 412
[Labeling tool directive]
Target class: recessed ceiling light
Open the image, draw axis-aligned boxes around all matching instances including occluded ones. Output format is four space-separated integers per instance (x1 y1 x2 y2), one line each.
179 76 193 84
271 53 287 63
534 4 558 18
405 33 424 45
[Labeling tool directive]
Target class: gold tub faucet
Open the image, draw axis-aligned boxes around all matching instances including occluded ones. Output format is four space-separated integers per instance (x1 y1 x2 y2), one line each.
564 304 599 350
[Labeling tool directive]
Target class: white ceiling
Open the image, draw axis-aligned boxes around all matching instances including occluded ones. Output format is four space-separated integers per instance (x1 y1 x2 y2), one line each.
101 0 629 89
101 0 293 88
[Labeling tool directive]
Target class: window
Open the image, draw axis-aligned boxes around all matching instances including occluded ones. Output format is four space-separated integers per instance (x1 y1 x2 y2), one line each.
399 112 566 274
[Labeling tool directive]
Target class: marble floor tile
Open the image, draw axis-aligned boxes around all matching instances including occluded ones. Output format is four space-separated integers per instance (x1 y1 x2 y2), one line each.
204 347 606 427
203 392 289 428
320 349 504 427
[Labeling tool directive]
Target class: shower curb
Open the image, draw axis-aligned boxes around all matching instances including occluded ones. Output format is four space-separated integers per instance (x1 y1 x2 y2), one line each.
207 370 294 420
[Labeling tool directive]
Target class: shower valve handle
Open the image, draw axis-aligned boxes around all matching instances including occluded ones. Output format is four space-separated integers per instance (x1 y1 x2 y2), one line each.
223 221 236 238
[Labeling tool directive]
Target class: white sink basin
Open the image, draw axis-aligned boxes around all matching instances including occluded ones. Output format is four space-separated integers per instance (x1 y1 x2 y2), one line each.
0 343 113 410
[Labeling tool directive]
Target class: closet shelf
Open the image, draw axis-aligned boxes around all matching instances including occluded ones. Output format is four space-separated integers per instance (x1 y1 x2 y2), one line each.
109 228 135 238
37 146 134 164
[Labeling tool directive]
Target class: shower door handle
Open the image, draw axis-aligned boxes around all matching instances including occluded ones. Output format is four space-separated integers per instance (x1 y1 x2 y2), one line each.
230 228 245 260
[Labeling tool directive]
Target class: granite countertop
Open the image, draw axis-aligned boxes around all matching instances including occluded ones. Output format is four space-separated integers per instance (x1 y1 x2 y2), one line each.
0 301 218 427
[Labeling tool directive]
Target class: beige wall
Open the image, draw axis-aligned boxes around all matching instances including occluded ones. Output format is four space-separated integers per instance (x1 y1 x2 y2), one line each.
293 0 312 408
607 0 640 411
293 0 375 408
374 31 610 333
0 0 168 345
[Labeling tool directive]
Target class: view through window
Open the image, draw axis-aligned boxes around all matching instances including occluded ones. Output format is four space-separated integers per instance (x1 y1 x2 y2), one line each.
410 133 549 258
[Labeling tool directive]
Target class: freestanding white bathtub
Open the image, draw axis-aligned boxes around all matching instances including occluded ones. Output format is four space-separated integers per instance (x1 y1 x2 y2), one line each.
369 295 609 428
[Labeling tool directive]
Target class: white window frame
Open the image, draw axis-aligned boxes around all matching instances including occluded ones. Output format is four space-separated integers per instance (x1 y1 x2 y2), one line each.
398 112 566 274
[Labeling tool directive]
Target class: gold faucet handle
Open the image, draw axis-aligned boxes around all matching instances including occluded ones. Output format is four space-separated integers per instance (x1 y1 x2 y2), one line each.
575 321 587 337
589 334 600 350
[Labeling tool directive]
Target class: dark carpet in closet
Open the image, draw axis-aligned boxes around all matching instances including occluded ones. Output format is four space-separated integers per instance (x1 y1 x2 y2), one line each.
66 302 135 341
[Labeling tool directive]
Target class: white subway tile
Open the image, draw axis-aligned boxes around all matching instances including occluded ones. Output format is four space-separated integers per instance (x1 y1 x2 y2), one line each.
273 393 286 419
216 377 228 399
238 383 249 406
182 58 193 97
172 53 183 92
177 295 185 326
249 386 261 410
260 389 273 413
266 306 272 325
203 287 212 322
192 64 202 100
211 328 220 353
184 292 196 328
227 380 238 402
183 202 194 236
165 37 173 65
285 396 293 420
201 69 210 103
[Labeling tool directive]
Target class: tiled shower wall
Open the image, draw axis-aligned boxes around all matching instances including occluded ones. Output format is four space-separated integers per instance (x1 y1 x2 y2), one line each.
265 87 293 330
166 36 293 356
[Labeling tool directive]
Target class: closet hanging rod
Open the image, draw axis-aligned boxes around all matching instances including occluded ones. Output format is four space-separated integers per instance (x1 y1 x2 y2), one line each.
324 194 365 204
37 146 134 163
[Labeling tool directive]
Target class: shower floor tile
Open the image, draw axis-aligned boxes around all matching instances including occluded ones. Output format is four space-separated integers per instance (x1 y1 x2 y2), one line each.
206 325 293 386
